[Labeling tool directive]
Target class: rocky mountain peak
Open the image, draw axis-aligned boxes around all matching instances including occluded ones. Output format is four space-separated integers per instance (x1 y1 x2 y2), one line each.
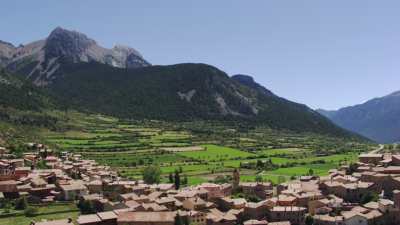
0 40 15 48
0 40 17 66
45 27 96 60
112 44 141 57
2 27 150 85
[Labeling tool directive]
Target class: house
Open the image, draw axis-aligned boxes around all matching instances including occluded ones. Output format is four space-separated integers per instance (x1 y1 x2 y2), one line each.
206 208 236 225
88 180 103 194
60 180 88 200
243 220 268 225
244 202 268 220
277 195 297 206
155 197 180 210
240 182 273 199
183 197 207 211
313 215 344 225
187 210 207 225
309 199 331 215
341 209 384 225
175 190 199 201
0 180 18 198
393 190 400 208
35 218 74 225
9 159 24 168
377 199 394 213
268 206 306 225
142 203 168 212
14 167 31 178
0 161 13 176
359 154 383 165
268 222 291 225
390 155 400 166
216 197 247 211
97 211 118 225
117 211 176 225
119 193 139 202
77 214 102 225
198 183 231 199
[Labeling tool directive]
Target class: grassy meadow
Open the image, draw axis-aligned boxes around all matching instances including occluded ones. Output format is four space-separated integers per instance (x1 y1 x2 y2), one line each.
0 203 79 225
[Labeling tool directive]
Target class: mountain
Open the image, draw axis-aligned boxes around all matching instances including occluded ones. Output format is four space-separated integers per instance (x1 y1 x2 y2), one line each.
41 61 353 137
0 67 57 140
0 27 150 86
318 91 400 143
0 68 54 111
0 27 360 139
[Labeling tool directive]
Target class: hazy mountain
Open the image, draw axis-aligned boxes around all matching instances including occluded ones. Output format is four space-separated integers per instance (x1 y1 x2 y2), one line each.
318 91 400 143
0 27 150 86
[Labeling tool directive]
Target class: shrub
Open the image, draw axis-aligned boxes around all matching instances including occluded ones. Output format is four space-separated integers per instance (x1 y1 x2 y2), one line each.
24 207 38 217
15 197 28 210
142 165 161 184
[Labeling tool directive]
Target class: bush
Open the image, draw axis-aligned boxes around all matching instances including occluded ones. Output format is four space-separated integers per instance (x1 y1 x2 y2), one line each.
77 199 96 214
142 165 161 184
15 197 28 210
24 207 38 217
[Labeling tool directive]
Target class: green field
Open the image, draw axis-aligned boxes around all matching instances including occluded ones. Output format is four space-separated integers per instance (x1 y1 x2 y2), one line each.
0 203 79 225
37 111 372 186
177 145 254 161
259 148 304 156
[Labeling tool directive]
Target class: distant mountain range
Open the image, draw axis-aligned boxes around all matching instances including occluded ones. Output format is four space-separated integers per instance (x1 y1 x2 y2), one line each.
0 27 362 139
318 91 400 143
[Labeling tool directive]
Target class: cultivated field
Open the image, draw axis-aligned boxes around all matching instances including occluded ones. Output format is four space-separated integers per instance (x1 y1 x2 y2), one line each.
42 111 373 185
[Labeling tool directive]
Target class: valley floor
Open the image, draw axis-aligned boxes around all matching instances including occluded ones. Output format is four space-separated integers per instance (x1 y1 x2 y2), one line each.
40 111 373 185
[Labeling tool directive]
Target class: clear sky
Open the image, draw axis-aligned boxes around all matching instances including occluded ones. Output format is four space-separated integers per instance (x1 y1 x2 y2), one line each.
1 0 400 110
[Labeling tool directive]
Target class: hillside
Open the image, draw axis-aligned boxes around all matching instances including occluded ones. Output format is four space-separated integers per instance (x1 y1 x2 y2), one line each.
42 62 356 138
0 27 365 142
318 91 400 143
0 68 59 146
0 68 54 111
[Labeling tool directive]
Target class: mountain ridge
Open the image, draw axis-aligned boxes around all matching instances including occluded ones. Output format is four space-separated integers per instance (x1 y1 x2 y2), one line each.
0 27 365 141
41 61 359 138
318 91 400 143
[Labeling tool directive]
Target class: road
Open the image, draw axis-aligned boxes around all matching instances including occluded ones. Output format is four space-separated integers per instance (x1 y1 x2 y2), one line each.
368 144 385 154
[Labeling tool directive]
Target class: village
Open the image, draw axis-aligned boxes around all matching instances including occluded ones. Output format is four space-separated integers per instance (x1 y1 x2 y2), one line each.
0 144 400 225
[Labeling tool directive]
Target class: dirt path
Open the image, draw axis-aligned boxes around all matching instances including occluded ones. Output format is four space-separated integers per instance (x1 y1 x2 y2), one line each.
368 144 384 154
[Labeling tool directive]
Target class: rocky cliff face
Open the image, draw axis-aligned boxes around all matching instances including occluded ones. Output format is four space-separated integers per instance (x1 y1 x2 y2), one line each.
0 27 150 85
0 40 16 67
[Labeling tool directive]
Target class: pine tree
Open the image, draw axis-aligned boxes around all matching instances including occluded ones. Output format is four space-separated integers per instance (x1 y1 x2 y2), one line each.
183 175 188 186
174 214 183 225
15 196 28 210
174 171 181 190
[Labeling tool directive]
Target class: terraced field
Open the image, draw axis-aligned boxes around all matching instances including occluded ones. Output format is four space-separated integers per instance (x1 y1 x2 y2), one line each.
42 111 373 185
177 145 255 161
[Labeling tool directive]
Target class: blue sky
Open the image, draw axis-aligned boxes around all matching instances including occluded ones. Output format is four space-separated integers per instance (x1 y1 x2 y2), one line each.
1 0 400 110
